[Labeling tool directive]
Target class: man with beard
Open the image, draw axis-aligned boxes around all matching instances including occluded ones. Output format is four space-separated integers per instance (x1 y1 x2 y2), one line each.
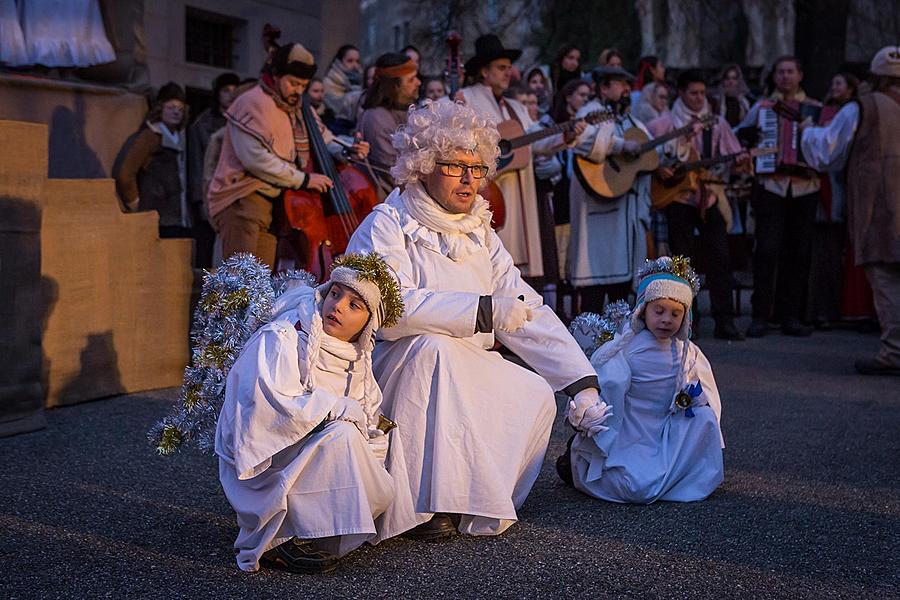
568 66 652 313
207 43 368 269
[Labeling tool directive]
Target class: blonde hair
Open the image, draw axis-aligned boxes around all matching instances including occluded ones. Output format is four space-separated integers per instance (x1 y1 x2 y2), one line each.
390 100 501 185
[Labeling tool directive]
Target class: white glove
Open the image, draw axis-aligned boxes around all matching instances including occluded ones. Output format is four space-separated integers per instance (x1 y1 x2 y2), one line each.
579 401 613 437
492 296 533 333
367 428 389 466
329 397 367 436
566 388 599 429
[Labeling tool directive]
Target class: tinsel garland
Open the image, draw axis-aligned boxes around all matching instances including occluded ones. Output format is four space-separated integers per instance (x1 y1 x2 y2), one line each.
148 254 317 455
568 299 632 358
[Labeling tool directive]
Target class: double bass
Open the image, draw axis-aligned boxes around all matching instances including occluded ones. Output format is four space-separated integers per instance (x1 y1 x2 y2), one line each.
261 25 379 279
445 32 506 230
281 98 379 279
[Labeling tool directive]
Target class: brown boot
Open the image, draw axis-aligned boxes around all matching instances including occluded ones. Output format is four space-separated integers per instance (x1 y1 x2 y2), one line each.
402 513 458 542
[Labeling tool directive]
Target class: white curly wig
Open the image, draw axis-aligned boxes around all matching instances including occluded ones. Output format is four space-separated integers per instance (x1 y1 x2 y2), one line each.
390 100 501 186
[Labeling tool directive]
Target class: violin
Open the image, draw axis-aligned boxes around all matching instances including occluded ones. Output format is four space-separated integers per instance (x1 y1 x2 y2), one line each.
446 31 506 231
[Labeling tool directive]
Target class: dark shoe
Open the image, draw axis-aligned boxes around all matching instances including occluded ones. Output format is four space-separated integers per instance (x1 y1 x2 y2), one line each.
854 358 900 376
555 434 576 487
812 319 833 331
402 513 457 542
714 320 745 341
781 319 813 337
746 319 768 338
260 537 339 574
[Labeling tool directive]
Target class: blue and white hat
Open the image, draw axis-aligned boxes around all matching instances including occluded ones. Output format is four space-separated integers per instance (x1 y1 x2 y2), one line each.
631 256 700 340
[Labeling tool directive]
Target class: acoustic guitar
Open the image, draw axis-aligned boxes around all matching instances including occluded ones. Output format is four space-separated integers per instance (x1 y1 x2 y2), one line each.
495 110 616 173
650 146 778 210
574 114 718 200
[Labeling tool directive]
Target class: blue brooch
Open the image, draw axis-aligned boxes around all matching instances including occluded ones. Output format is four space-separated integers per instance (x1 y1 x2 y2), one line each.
674 381 703 418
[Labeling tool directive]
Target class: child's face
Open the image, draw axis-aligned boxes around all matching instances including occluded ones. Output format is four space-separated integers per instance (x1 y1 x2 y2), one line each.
644 298 686 340
321 283 371 342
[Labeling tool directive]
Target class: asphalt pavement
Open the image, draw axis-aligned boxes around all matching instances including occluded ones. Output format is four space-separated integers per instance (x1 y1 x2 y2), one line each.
2 317 898 599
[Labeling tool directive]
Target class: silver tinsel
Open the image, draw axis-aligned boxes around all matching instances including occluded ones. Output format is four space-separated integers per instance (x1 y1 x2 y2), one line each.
148 254 317 455
568 299 632 358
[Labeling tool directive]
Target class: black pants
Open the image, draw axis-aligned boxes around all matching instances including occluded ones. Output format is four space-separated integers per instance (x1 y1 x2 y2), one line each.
750 186 819 322
665 200 734 323
578 281 632 314
193 218 217 269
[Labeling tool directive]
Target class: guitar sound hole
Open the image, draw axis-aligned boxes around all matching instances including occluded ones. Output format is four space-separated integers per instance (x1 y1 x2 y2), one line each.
498 140 512 156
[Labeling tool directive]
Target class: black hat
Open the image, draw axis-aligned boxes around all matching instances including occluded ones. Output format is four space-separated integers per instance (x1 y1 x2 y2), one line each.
464 34 522 77
213 72 240 93
156 81 186 104
591 66 635 84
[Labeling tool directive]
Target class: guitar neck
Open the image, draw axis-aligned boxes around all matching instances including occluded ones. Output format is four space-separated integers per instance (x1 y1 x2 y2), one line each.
681 147 773 172
507 112 610 150
637 120 701 154
681 151 742 173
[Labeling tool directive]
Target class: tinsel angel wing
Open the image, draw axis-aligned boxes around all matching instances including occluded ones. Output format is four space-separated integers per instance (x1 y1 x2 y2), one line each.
568 300 632 358
148 255 317 455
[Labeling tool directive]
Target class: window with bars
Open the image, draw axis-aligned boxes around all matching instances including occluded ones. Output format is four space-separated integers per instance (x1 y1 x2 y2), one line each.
185 7 243 69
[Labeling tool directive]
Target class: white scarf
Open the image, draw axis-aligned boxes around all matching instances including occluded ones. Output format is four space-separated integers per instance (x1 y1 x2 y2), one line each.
400 181 494 261
669 97 710 128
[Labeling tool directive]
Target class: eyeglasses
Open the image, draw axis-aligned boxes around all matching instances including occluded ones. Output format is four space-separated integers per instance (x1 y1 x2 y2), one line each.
435 162 490 179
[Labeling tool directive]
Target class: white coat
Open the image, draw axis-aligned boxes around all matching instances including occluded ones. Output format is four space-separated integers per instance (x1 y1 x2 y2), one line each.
568 101 652 287
346 187 597 540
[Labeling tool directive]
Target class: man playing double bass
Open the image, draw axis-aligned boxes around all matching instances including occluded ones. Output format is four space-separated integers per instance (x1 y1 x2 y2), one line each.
207 42 369 269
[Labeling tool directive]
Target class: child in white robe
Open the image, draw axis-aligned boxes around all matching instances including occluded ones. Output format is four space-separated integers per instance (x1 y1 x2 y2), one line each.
559 256 725 503
215 253 403 573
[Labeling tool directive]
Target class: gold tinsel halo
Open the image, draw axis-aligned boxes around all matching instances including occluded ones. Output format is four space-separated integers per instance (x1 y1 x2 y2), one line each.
636 255 701 297
331 252 404 328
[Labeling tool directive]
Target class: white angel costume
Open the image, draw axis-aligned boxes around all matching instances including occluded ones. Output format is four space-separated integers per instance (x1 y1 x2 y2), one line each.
215 282 393 572
18 0 115 67
346 182 597 540
567 258 724 503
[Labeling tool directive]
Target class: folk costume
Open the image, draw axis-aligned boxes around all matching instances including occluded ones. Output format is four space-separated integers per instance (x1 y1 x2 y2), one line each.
564 257 724 503
737 83 823 336
648 96 744 338
461 35 570 278
207 43 341 269
801 46 900 374
568 69 653 312
215 253 403 572
346 181 598 541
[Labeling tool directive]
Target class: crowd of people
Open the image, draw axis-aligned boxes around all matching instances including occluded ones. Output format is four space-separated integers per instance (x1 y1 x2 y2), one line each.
121 34 897 574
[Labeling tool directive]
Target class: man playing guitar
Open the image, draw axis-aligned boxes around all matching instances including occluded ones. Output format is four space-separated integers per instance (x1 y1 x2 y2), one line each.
460 34 585 281
647 70 750 340
207 42 369 269
567 66 652 313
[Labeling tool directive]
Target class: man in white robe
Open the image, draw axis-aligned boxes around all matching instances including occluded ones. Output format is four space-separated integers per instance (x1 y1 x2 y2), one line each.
346 101 604 541
460 34 584 279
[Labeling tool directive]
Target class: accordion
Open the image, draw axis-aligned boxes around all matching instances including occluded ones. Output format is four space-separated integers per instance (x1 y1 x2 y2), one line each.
755 100 822 175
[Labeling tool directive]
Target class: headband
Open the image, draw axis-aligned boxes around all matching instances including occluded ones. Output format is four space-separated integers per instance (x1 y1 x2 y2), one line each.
375 60 417 79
